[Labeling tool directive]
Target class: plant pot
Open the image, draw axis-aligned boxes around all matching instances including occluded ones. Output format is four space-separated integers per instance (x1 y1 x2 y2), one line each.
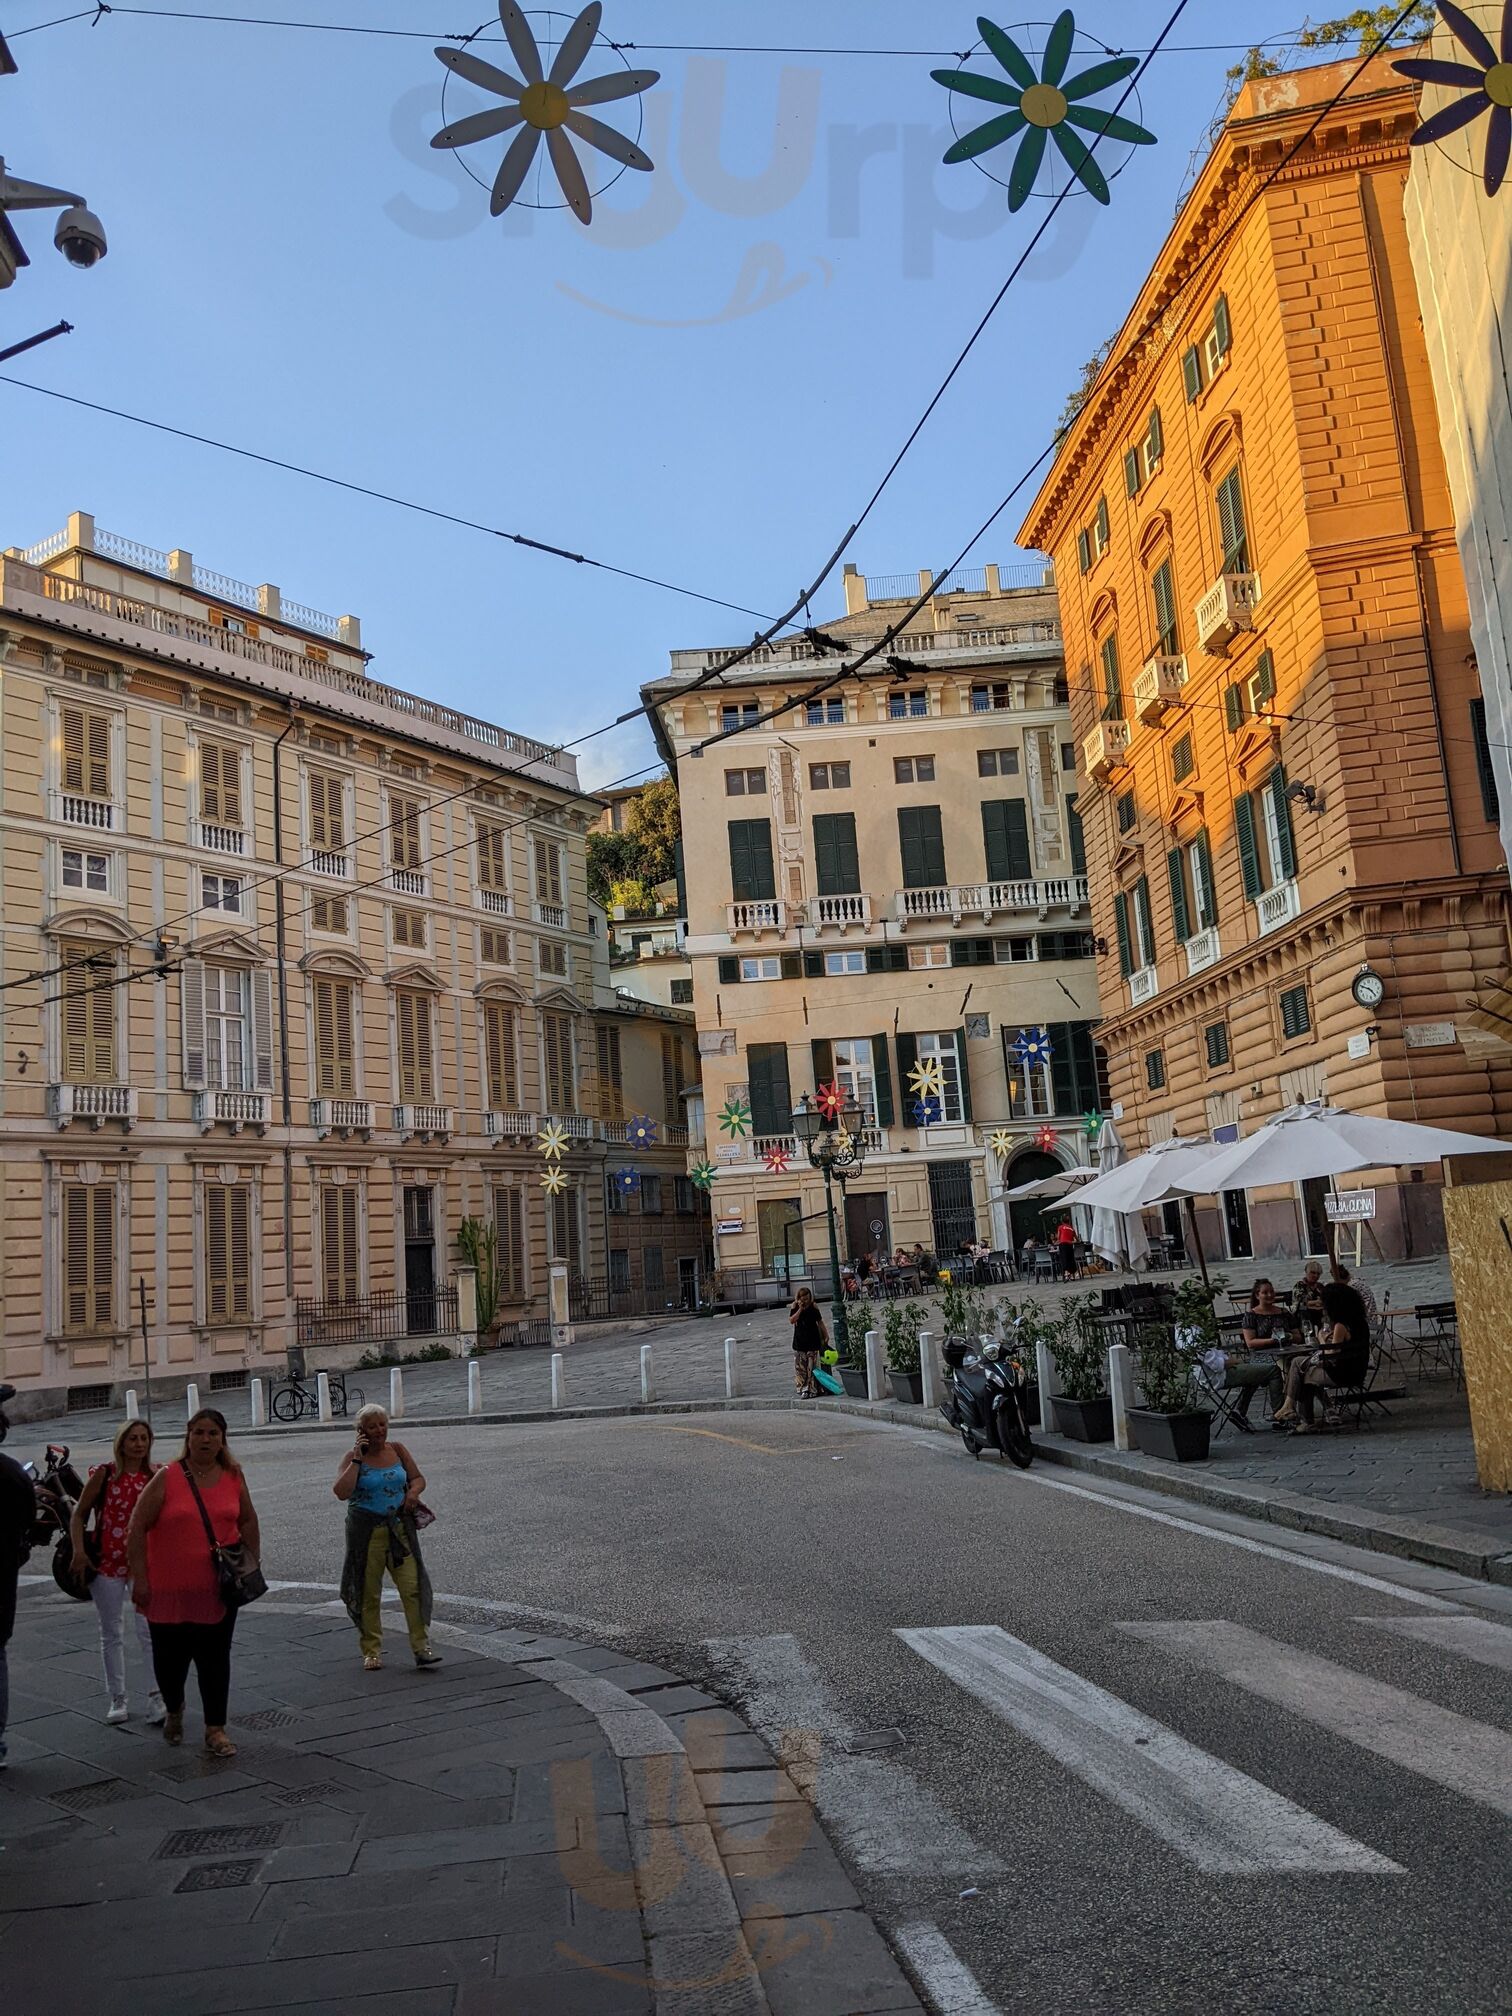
1020 1383 1041 1429
1051 1393 1114 1443
888 1369 923 1405
837 1365 869 1398
1128 1407 1212 1463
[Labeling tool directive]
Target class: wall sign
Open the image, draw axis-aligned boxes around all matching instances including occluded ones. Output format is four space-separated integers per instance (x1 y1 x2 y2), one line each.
1347 1032 1373 1060
1405 1022 1457 1050
1325 1190 1376 1223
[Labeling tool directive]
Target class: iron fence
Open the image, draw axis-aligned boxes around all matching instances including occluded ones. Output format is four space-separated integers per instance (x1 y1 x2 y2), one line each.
568 1272 705 1323
295 1285 460 1349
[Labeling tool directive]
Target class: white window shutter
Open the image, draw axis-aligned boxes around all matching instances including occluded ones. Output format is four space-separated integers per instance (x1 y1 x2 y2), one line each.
181 959 207 1089
250 967 275 1092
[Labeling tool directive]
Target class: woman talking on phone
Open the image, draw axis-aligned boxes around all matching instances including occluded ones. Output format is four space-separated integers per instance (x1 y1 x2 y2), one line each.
334 1404 441 1673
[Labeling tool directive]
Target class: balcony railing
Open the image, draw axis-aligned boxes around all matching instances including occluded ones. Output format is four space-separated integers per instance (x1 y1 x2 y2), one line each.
1255 879 1301 936
389 866 427 897
485 1109 536 1141
534 899 567 929
753 1132 799 1164
600 1119 630 1144
1133 654 1189 725
194 1089 270 1134
898 877 1089 926
1083 719 1132 783
49 1083 137 1129
805 892 872 930
309 1097 372 1136
61 795 116 831
478 887 511 915
664 1122 689 1146
545 1113 593 1142
394 1103 453 1138
727 899 787 936
310 848 350 879
1195 572 1261 655
682 614 1061 675
297 1284 460 1349
1128 965 1159 1006
1183 926 1222 977
198 822 246 856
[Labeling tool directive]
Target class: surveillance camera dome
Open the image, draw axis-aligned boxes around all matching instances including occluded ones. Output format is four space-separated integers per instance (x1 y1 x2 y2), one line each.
54 204 106 269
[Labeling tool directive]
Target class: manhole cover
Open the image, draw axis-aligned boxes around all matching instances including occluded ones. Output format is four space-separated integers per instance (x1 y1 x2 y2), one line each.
53 1779 150 1812
174 1859 263 1892
157 1823 284 1859
240 1708 301 1731
844 1728 906 1755
266 1782 345 1808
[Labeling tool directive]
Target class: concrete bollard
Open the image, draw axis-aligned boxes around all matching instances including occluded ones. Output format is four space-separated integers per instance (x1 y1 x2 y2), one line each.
551 1352 566 1410
640 1344 655 1404
468 1360 482 1416
864 1328 884 1403
917 1330 939 1413
185 1382 200 1420
1108 1342 1135 1452
1035 1341 1058 1432
249 1378 266 1429
389 1366 404 1420
724 1336 739 1400
316 1371 332 1424
124 1389 140 1423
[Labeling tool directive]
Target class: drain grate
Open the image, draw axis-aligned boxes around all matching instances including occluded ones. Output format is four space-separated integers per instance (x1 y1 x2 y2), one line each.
157 1823 284 1859
239 1707 301 1731
53 1779 150 1812
174 1859 264 1893
266 1782 345 1808
843 1728 906 1756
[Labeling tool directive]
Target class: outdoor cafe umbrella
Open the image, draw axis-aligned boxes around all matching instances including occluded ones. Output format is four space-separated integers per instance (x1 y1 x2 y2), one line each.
1086 1117 1149 1272
998 1164 1097 1202
1163 1101 1507 1197
1073 1134 1225 1283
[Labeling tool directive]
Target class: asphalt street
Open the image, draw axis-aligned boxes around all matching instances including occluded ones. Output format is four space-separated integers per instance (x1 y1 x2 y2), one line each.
29 1409 1512 2016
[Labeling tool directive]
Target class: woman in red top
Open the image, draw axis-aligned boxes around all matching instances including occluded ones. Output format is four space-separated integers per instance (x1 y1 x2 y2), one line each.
68 1419 163 1726
128 1409 260 1759
1054 1217 1078 1278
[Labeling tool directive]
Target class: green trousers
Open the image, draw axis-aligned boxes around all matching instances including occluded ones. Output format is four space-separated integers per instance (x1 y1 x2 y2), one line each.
358 1521 429 1658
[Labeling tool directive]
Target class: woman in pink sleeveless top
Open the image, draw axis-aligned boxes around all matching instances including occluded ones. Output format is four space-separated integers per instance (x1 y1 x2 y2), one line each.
128 1409 260 1758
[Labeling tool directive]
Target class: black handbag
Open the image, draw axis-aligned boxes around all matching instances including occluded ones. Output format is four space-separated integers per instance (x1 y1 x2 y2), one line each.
182 1461 267 1611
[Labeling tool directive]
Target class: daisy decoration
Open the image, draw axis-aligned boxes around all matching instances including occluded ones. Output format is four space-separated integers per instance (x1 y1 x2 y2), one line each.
763 1143 792 1175
989 1128 1016 1162
613 1166 641 1196
912 1095 943 1127
1395 2 1512 196
907 1055 945 1102
625 1113 659 1150
541 1164 568 1195
689 1159 716 1191
814 1080 845 1122
1035 1125 1059 1153
718 1097 752 1140
537 1120 570 1161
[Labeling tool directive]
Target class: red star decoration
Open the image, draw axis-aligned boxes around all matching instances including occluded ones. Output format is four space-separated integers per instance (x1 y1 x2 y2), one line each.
763 1145 792 1174
1035 1126 1059 1153
815 1080 844 1121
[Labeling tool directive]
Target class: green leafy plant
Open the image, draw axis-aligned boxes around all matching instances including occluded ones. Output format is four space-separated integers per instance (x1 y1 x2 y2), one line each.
1298 3 1435 54
832 1299 867 1369
1169 1273 1225 1350
938 1274 989 1343
883 1299 932 1376
456 1216 500 1335
1045 1294 1108 1401
1133 1322 1195 1414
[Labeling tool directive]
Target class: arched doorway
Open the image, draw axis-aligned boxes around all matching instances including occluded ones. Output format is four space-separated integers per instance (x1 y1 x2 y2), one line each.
1005 1150 1064 1255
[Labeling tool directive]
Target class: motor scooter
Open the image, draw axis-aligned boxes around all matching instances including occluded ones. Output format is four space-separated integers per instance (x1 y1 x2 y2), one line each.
940 1336 1034 1468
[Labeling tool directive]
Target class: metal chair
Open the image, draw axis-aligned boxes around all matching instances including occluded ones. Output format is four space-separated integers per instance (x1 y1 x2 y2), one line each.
1032 1245 1056 1285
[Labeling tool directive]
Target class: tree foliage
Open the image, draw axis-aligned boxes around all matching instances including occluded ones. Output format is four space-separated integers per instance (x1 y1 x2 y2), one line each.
586 828 642 909
1054 335 1116 441
1297 3 1437 53
625 776 681 888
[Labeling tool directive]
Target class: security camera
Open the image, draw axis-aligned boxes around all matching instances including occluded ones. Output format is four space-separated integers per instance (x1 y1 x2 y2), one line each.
54 204 106 269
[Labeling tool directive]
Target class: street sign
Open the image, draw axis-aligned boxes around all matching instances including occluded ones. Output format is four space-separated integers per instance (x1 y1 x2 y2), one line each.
1347 1032 1372 1060
1325 1190 1376 1222
716 1217 744 1235
1405 1022 1456 1050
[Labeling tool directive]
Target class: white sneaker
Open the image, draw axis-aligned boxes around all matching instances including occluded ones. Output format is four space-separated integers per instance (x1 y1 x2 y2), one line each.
106 1699 129 1725
146 1691 167 1726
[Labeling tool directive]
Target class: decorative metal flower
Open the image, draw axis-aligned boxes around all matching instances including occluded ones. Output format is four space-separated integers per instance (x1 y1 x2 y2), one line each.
625 1113 658 1151
1012 1026 1055 1066
1035 1125 1059 1153
1083 1109 1103 1141
537 1120 570 1160
907 1056 945 1101
989 1128 1016 1161
718 1097 752 1139
815 1080 845 1122
613 1166 641 1195
1395 1 1512 196
542 1164 568 1195
689 1159 716 1190
763 1144 792 1174
432 2 658 223
912 1095 943 1127
932 12 1156 212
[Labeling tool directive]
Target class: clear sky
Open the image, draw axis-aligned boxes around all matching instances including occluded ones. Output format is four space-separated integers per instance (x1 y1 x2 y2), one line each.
1 2 1313 792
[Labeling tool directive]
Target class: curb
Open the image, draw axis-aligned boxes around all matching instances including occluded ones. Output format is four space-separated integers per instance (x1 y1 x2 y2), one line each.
244 1392 1512 1588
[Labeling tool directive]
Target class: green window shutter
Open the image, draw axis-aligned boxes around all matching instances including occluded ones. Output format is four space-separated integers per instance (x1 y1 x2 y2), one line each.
865 943 907 975
718 955 740 985
803 951 824 978
950 939 993 967
810 1038 835 1097
1213 292 1232 357
1095 496 1109 549
1145 1050 1165 1091
1254 649 1276 704
1194 827 1218 928
1077 529 1092 574
1471 698 1500 821
1280 985 1311 1039
1216 467 1249 572
727 819 775 901
1100 633 1123 719
1167 847 1191 945
870 1035 894 1129
1224 683 1245 733
1235 793 1263 900
1133 874 1155 967
1183 346 1203 402
955 1032 974 1123
1268 766 1298 882
1147 405 1164 463
813 812 860 896
747 1044 791 1137
898 805 945 888
1113 892 1133 978
1124 448 1141 499
895 1033 918 1104
1206 1023 1230 1068
1152 560 1178 657
1066 795 1087 877
981 799 1031 882
780 951 802 981
1049 1024 1076 1117
1172 735 1194 783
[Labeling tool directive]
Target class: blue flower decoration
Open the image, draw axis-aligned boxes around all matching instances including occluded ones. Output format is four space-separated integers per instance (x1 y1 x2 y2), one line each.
613 1167 641 1195
1011 1026 1055 1065
912 1096 943 1127
933 11 1156 212
625 1113 659 1150
1395 1 1512 197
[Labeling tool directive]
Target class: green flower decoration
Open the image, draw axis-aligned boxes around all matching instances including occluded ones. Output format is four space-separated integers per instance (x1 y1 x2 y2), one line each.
689 1159 716 1190
718 1097 752 1139
933 12 1156 211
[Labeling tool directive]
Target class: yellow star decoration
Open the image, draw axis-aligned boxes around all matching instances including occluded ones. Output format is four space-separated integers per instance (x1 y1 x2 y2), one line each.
541 1165 568 1195
537 1121 570 1161
907 1057 945 1101
989 1128 1015 1162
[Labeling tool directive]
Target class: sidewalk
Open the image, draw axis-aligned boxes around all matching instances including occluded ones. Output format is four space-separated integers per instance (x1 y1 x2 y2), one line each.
0 1587 925 2016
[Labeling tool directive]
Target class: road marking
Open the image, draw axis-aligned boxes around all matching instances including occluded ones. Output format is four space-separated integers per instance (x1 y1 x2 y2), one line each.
1122 1621 1512 1819
898 1625 1399 1876
1017 1470 1461 1611
893 1922 999 2016
704 1632 1005 1877
260 1580 629 1641
648 1426 831 1456
1362 1613 1512 1673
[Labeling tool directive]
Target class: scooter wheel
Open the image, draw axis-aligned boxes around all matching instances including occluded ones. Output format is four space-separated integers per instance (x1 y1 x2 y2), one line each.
960 1426 983 1459
999 1417 1034 1469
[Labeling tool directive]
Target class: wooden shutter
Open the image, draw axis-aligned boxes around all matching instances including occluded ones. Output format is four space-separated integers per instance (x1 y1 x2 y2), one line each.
870 1035 894 1128
1100 634 1123 717
981 800 1031 883
543 1011 574 1112
1113 892 1133 978
396 989 432 1101
811 1037 835 1091
1124 448 1141 499
201 740 222 821
247 967 274 1092
205 1184 251 1323
1095 497 1110 550
747 1044 791 1138
313 977 354 1096
1280 985 1311 1039
389 793 423 869
594 1024 620 1122
662 1032 679 1122
1152 560 1178 657
308 770 344 848
954 1031 974 1123
487 1002 520 1110
493 1185 524 1299
718 955 740 986
1167 848 1191 945
180 958 207 1089
1213 293 1232 357
812 813 859 896
63 1181 114 1332
477 823 508 891
727 820 776 902
1066 795 1086 877
1206 1024 1229 1068
1235 793 1264 900
1182 346 1203 402
1253 649 1277 705
1147 405 1164 463
1194 828 1218 928
1216 467 1248 572
1471 699 1501 821
1224 684 1246 733
61 704 112 800
1133 875 1155 967
1076 529 1092 574
201 740 241 825
322 1184 360 1302
60 943 115 1083
894 1034 917 1107
1267 767 1298 882
534 837 564 906
897 806 945 889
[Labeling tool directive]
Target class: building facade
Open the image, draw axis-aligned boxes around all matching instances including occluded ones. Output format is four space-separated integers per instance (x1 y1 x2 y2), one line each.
0 513 610 1417
644 562 1108 1282
1020 56 1512 1265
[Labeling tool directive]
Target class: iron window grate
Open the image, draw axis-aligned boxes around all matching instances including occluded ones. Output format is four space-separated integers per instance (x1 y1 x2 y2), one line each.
67 1384 111 1413
157 1823 285 1859
209 1369 248 1392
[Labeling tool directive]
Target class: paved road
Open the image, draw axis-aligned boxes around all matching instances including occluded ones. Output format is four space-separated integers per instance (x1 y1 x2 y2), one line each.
74 1407 1509 2016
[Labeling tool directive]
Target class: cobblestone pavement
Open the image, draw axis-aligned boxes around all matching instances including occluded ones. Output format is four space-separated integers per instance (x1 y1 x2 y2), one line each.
0 1586 923 2016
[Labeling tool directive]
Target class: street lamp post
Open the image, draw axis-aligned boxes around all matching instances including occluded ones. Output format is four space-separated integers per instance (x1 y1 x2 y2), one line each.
792 1091 868 1312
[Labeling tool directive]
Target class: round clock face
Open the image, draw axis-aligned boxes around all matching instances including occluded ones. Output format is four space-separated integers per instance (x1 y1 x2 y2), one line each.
1351 969 1385 1010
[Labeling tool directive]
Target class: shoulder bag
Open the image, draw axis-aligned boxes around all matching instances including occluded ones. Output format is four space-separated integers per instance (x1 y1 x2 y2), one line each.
182 1461 267 1610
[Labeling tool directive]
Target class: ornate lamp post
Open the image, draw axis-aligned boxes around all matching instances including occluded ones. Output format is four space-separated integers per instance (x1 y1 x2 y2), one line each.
792 1091 868 1309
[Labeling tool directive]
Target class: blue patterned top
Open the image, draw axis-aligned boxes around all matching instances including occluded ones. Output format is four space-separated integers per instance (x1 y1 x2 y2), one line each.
353 1460 407 1516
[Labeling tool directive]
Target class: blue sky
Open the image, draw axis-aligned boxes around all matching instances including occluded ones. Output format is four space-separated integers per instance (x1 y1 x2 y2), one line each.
1 2 1309 790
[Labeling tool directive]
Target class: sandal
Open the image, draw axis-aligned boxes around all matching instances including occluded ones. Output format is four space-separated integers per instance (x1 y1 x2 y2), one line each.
363 1653 383 1672
204 1730 237 1760
162 1710 184 1747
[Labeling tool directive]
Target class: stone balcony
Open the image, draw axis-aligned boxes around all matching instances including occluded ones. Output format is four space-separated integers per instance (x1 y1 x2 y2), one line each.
897 877 1088 926
393 1103 453 1140
1083 719 1132 783
49 1083 137 1129
1133 654 1189 725
1195 572 1261 655
193 1089 270 1134
1255 879 1302 936
727 899 788 937
309 1097 373 1138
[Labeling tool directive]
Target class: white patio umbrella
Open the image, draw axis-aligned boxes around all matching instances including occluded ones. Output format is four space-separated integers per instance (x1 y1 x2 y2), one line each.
1163 1101 1507 1196
997 1164 1097 1202
1071 1135 1223 1213
1087 1117 1149 1272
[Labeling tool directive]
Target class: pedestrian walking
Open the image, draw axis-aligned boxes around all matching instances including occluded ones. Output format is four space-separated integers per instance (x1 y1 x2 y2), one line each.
0 1388 35 1771
335 1405 440 1673
127 1408 260 1758
68 1420 164 1726
788 1285 829 1397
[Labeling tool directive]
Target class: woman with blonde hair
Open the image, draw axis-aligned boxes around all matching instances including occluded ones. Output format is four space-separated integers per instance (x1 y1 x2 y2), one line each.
128 1408 260 1758
69 1417 164 1726
335 1404 440 1672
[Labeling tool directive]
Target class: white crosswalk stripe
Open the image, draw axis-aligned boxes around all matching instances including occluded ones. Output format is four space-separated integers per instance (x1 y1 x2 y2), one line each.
1362 1612 1512 1674
897 1625 1400 1876
1122 1621 1512 1819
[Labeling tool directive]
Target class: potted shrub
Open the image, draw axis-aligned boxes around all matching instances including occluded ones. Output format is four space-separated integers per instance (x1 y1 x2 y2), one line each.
1127 1320 1212 1462
994 1298 1049 1428
1046 1296 1114 1442
938 1274 988 1351
833 1301 870 1398
884 1299 931 1404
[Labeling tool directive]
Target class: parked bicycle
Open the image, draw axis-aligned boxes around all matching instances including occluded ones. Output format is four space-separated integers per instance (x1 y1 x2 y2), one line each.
271 1371 362 1423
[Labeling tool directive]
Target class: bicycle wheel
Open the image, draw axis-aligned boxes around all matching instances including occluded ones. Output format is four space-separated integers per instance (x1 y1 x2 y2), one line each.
270 1385 303 1423
344 1385 364 1413
329 1377 349 1418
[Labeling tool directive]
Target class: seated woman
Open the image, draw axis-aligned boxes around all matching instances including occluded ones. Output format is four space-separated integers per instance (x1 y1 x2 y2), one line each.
1275 1280 1370 1432
1221 1279 1292 1425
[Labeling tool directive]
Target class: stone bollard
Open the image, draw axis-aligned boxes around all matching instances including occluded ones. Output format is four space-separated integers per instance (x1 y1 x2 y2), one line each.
917 1330 939 1413
389 1366 404 1420
316 1371 332 1424
551 1352 566 1410
864 1328 884 1403
1108 1342 1135 1452
640 1344 655 1404
249 1378 266 1428
125 1389 140 1423
1035 1341 1058 1433
724 1336 739 1400
185 1382 200 1420
468 1360 482 1415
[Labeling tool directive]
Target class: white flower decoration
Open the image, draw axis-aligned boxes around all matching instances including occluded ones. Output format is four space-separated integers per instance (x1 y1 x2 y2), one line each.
432 2 659 223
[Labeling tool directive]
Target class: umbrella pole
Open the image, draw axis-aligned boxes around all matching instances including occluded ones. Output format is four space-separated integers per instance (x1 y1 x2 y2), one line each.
1184 1197 1210 1287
